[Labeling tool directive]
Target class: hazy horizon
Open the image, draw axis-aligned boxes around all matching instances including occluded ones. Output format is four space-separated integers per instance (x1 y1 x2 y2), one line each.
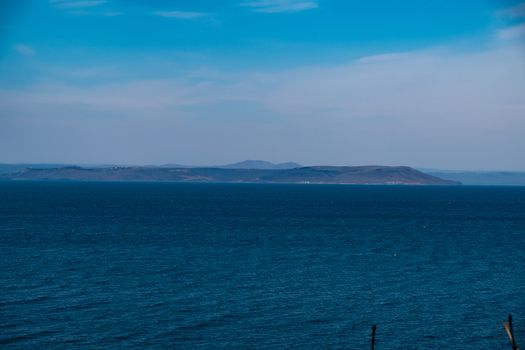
2 159 525 173
1 1 525 170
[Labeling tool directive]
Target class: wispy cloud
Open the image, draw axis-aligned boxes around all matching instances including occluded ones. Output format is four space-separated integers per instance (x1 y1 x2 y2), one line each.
495 2 525 40
50 0 106 9
498 2 525 18
50 0 122 16
498 23 525 40
153 11 208 20
2 45 524 168
14 44 36 56
356 53 409 64
102 11 121 17
241 0 318 13
61 10 122 16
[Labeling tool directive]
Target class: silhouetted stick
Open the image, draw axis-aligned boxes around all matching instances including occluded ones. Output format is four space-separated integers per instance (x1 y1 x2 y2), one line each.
371 324 376 350
503 314 519 350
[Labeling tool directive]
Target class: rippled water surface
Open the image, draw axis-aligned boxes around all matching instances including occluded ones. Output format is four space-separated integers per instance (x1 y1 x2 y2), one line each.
1 182 524 349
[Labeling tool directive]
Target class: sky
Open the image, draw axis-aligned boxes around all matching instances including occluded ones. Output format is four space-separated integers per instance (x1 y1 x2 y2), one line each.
0 0 524 170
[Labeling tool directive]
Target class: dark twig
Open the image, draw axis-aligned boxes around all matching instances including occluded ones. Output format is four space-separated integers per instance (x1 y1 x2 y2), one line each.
504 314 519 350
371 324 376 350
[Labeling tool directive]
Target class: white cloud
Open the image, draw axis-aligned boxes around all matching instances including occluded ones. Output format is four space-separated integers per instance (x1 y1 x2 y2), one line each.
50 0 106 9
498 23 525 40
241 0 318 13
153 11 208 19
13 44 36 56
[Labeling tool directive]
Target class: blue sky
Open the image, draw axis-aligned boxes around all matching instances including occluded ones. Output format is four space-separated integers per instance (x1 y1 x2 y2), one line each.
1 0 524 169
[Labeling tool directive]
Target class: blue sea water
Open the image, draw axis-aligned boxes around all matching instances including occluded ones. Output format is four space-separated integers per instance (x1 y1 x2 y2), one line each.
0 182 524 349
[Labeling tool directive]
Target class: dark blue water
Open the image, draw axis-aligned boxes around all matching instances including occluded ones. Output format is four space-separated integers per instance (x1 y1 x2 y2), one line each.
1 182 524 349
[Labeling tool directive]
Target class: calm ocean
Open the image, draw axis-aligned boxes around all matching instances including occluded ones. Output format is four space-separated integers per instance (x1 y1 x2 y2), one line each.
1 182 524 349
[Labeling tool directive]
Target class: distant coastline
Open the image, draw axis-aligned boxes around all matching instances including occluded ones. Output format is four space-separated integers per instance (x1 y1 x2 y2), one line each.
3 161 524 185
0 164 459 185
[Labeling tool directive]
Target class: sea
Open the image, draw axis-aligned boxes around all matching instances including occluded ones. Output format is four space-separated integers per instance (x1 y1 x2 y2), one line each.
1 182 524 349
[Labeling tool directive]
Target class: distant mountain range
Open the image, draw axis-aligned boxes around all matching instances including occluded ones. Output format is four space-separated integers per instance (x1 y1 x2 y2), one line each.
0 165 458 185
155 160 302 170
219 160 301 170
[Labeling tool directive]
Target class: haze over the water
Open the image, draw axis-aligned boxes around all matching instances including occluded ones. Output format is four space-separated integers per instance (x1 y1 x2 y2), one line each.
0 0 524 171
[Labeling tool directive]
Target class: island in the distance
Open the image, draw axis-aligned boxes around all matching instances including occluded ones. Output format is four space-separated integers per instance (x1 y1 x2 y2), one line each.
1 164 460 185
